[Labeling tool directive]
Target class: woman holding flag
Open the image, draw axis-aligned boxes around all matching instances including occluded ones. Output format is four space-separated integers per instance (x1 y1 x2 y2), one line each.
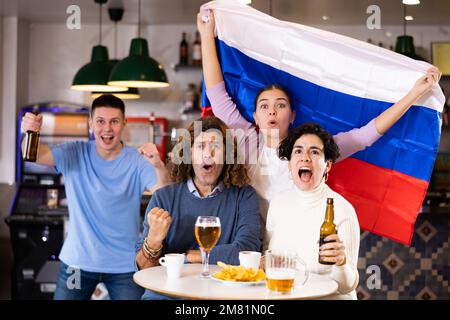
197 9 441 231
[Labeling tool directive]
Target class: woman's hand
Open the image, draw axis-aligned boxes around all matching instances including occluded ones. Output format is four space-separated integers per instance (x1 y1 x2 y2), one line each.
410 67 441 99
146 207 172 245
197 9 215 40
319 234 346 266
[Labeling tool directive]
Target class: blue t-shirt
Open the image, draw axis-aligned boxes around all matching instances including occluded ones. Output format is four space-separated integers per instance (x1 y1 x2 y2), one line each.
52 141 156 273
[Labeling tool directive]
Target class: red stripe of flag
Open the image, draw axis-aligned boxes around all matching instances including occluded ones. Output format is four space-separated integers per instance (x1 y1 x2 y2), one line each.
328 158 428 245
201 106 214 118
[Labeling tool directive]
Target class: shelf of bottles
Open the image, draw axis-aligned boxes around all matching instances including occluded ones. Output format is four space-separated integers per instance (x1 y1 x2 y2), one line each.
174 31 202 72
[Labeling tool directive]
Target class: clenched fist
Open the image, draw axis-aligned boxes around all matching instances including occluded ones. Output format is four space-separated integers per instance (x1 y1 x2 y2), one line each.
147 207 172 243
138 143 164 168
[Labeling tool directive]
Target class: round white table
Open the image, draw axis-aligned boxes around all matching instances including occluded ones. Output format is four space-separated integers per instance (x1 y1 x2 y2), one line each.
134 264 338 300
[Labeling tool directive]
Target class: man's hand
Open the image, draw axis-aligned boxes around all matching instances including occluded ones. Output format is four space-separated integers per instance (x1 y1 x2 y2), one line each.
22 112 42 132
146 207 172 245
139 143 164 168
186 249 202 264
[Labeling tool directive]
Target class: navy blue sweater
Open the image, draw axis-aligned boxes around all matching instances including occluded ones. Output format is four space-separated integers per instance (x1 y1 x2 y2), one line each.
136 182 261 265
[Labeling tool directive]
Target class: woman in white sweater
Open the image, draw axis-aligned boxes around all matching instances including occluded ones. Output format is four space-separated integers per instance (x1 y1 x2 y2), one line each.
265 123 360 299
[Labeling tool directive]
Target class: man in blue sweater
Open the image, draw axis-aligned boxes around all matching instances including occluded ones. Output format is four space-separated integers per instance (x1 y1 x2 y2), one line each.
135 116 261 300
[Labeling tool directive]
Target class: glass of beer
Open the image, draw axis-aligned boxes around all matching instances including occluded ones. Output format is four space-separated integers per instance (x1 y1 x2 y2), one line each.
265 250 309 294
194 216 221 278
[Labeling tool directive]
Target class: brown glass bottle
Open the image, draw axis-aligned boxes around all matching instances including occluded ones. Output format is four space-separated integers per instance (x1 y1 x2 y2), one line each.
179 32 189 65
319 197 337 265
22 109 40 162
192 31 202 66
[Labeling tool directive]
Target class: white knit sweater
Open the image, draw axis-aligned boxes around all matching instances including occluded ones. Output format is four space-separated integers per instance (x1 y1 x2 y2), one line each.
265 181 360 299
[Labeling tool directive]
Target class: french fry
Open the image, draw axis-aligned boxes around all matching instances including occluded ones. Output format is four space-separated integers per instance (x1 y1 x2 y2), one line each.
213 261 266 282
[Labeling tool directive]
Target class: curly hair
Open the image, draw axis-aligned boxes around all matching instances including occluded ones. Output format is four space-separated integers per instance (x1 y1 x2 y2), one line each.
166 116 250 188
278 123 340 162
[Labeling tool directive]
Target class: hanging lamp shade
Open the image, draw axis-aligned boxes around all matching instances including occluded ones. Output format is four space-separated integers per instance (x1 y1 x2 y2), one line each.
395 35 426 61
92 87 140 100
72 46 128 92
92 60 140 99
108 38 169 88
395 35 416 58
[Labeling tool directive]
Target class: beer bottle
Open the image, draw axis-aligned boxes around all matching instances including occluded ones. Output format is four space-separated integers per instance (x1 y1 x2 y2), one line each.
179 32 189 65
318 197 337 265
23 108 40 162
192 31 202 66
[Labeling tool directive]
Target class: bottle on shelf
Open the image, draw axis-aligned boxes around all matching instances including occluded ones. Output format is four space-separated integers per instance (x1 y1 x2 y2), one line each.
192 31 202 66
181 83 200 115
22 107 40 162
179 32 189 66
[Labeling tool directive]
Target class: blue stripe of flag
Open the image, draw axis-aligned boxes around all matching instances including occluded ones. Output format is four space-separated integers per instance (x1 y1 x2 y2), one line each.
215 39 441 182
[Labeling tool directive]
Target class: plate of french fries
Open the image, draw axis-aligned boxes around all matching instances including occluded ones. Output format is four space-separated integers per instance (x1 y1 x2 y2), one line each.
211 261 266 286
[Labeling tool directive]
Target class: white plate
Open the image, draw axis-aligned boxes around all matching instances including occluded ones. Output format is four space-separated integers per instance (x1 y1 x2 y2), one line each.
211 275 266 286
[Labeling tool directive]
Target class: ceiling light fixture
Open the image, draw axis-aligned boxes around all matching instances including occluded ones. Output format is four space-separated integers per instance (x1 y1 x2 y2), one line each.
71 0 127 92
402 0 420 5
92 7 141 100
108 0 169 88
395 4 424 60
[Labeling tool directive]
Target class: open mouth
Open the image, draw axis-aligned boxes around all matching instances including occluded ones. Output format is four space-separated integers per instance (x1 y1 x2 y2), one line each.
298 167 313 183
202 163 215 173
101 135 114 144
267 120 278 127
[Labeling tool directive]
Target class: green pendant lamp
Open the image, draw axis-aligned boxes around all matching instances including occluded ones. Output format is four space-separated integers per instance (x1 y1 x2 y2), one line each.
108 0 169 88
71 0 127 92
91 8 140 100
395 4 424 60
92 87 140 99
92 60 141 99
395 35 416 58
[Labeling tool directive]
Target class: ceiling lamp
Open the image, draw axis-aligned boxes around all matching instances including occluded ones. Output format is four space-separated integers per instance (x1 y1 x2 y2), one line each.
108 0 169 88
395 4 425 60
92 87 140 100
402 0 420 5
91 8 140 100
71 0 127 92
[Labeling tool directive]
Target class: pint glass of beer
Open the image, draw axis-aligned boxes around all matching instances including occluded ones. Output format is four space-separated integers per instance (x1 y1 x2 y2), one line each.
265 250 309 294
195 216 221 277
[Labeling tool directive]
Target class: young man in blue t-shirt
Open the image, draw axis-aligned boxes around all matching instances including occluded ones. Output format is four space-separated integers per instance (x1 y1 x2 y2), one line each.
21 94 169 300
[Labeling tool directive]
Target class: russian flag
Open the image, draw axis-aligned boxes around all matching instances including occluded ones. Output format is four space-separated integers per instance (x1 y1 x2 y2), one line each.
200 1 444 245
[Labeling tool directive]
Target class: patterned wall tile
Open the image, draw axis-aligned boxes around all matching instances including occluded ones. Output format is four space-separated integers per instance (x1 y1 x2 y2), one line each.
357 215 450 300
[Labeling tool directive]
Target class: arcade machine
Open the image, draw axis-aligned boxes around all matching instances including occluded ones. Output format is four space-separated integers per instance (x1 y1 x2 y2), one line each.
5 102 90 299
